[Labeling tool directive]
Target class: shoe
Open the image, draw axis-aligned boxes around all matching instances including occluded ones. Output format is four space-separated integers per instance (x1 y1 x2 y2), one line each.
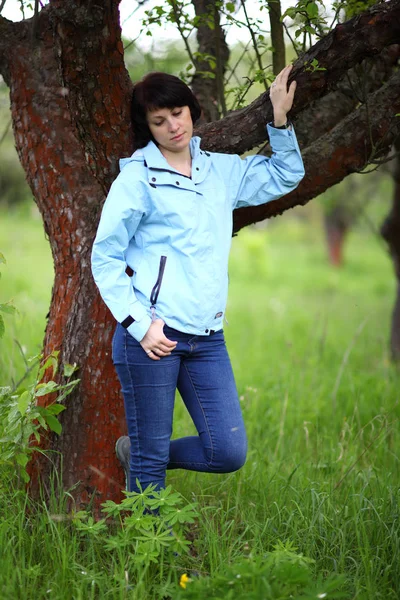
115 435 131 491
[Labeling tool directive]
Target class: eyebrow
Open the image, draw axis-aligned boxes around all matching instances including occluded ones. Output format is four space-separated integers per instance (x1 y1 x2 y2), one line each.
149 108 181 120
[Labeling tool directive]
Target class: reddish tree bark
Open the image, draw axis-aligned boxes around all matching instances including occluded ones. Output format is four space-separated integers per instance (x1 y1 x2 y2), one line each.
324 210 350 267
0 0 399 508
0 1 133 506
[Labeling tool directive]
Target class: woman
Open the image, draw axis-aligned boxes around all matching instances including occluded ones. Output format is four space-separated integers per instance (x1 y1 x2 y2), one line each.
91 67 304 493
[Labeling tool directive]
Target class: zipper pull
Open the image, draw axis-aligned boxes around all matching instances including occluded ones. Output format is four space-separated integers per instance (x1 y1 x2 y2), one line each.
151 306 157 322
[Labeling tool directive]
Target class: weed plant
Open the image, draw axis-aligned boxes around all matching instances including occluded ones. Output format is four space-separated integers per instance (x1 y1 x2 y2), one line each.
0 204 399 598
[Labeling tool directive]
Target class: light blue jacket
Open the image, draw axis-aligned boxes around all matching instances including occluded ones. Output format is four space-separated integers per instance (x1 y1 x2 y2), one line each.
91 124 305 341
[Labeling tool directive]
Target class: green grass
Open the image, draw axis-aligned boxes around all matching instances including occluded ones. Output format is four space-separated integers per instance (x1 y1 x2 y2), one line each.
1 201 399 599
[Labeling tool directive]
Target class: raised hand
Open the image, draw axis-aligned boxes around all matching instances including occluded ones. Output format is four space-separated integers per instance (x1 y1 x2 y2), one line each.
270 64 297 125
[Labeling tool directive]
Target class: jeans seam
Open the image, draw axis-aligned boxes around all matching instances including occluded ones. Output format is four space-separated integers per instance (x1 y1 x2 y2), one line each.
123 330 142 487
182 361 214 466
168 460 210 468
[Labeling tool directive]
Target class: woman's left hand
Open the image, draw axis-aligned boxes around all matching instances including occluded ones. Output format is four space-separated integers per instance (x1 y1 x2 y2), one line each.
270 64 297 124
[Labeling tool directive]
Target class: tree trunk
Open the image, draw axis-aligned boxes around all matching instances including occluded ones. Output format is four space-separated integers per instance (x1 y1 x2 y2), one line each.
0 1 133 507
268 0 285 75
190 0 230 122
381 140 400 361
0 0 399 509
324 209 350 267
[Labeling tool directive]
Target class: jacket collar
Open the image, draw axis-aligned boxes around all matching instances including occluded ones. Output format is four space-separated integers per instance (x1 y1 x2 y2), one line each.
141 136 202 171
119 136 211 186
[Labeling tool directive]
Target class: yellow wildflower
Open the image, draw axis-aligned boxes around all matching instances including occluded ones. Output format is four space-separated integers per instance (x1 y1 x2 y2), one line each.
179 573 191 589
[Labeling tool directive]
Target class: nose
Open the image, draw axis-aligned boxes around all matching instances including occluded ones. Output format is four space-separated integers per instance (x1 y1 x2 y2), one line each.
168 117 179 133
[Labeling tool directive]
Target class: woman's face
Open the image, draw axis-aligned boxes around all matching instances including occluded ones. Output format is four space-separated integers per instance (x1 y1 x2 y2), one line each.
146 106 193 154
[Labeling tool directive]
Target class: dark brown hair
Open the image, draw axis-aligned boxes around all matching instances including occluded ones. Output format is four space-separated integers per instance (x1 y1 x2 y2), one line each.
131 72 201 148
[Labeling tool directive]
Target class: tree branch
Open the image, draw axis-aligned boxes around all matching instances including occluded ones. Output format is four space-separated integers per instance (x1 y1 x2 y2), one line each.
195 0 400 154
233 68 400 231
0 15 20 85
294 44 400 150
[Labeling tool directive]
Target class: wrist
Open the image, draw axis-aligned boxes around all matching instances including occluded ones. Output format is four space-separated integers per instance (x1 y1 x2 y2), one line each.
272 112 287 127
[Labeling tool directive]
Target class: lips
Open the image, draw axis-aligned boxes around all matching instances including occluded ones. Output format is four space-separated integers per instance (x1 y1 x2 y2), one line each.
171 133 184 141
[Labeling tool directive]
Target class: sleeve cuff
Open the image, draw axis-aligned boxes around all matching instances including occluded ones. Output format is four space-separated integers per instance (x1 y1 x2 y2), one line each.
266 123 298 151
126 314 152 342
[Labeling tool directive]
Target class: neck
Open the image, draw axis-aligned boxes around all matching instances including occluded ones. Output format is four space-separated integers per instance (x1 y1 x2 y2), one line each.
160 146 192 177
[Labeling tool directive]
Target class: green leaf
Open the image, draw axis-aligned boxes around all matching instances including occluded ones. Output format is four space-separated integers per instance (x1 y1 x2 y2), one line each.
306 1 319 18
45 403 66 415
44 414 62 435
63 363 78 377
0 252 5 265
0 315 4 339
43 352 59 377
0 303 16 315
15 453 29 467
20 469 30 483
282 6 297 19
226 1 235 12
35 381 58 397
17 391 31 416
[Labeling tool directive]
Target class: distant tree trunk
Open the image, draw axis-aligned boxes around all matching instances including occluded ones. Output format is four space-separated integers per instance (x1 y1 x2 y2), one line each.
381 140 400 361
268 0 285 75
191 0 230 122
324 208 350 267
0 0 399 510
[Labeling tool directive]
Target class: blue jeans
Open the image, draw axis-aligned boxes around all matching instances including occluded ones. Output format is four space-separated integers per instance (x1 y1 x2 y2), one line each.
112 323 247 492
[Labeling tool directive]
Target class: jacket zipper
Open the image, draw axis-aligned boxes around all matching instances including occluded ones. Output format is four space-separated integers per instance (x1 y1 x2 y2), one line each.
150 255 167 321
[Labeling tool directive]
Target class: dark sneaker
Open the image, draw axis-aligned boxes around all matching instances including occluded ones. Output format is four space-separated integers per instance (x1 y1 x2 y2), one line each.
115 435 130 491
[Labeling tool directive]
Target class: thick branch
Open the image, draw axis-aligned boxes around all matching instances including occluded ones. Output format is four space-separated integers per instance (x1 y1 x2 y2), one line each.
0 16 22 85
294 44 400 149
233 68 400 231
195 0 400 153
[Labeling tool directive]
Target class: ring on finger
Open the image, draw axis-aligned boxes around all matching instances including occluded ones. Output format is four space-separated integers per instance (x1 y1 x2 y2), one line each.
146 350 152 355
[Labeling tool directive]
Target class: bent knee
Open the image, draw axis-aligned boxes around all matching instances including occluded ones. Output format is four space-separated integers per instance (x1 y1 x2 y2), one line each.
212 440 247 473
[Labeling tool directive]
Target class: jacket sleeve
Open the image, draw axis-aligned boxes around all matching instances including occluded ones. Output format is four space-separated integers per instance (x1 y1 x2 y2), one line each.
232 123 305 209
91 173 152 342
